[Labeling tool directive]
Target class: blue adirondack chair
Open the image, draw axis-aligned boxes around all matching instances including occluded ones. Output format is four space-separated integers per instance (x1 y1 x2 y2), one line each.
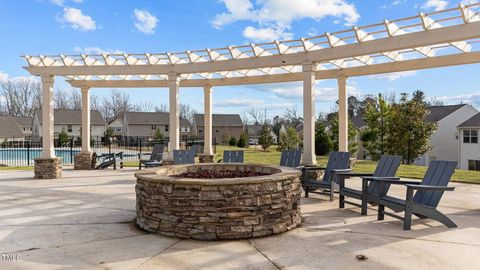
301 151 351 202
362 160 457 230
221 150 244 163
173 149 195 165
334 155 401 215
138 144 165 169
279 150 302 168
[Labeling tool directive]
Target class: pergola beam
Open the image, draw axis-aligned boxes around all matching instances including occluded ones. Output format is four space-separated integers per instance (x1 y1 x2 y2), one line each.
26 21 480 77
67 51 480 88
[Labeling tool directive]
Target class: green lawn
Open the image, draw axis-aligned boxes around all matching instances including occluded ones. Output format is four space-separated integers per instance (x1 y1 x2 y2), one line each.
4 146 479 184
0 166 33 171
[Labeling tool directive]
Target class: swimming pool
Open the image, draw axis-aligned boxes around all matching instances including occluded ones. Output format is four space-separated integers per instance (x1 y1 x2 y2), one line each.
0 149 79 166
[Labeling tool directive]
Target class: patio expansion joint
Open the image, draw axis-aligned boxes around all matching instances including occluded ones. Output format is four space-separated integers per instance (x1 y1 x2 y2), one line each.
0 220 135 227
5 232 150 255
133 239 182 270
309 226 480 247
247 239 282 270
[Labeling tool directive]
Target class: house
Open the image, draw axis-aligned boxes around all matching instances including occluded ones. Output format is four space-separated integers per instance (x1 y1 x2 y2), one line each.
279 122 303 140
107 115 125 139
245 125 278 144
11 116 33 140
123 112 191 141
192 114 243 143
351 114 367 160
457 112 480 171
415 104 478 166
0 116 26 142
32 109 106 142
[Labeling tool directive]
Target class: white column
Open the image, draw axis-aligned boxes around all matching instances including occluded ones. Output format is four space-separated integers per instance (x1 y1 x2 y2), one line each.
168 73 180 154
41 75 55 158
302 63 317 165
81 87 91 153
338 75 348 152
203 85 213 155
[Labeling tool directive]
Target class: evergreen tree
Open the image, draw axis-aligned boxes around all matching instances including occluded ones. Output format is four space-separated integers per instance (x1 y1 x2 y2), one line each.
360 94 391 160
278 127 299 151
58 128 70 146
386 93 437 164
154 128 163 141
237 132 248 148
221 131 230 145
229 137 237 146
315 121 332 156
258 125 273 151
329 116 358 154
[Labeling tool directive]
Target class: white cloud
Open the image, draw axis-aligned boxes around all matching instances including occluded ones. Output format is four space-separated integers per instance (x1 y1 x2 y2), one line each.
369 71 418 81
134 9 158 34
422 0 449 11
258 81 361 101
214 98 265 107
61 7 96 31
213 0 359 42
243 26 292 42
50 0 84 6
0 71 8 81
436 91 480 108
74 46 124 54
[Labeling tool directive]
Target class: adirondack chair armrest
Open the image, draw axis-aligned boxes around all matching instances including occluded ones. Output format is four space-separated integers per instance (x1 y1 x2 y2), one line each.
301 166 327 172
331 169 353 174
362 176 401 184
335 171 372 177
404 184 455 191
138 152 152 160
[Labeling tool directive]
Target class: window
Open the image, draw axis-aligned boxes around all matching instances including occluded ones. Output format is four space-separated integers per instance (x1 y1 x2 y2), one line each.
165 125 169 132
151 125 156 130
67 125 72 133
463 130 478 144
116 127 122 132
468 160 480 171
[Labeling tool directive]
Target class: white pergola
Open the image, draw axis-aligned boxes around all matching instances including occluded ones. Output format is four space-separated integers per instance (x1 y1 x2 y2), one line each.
24 4 480 168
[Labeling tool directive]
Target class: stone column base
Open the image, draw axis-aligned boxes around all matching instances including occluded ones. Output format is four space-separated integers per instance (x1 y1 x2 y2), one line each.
74 152 96 170
34 157 62 179
198 154 214 163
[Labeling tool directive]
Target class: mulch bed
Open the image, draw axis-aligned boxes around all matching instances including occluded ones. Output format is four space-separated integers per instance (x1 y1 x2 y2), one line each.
174 170 269 179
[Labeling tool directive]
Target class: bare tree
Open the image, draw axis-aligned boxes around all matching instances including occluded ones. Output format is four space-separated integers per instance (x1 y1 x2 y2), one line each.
247 107 265 125
54 89 71 109
0 78 41 117
100 89 135 118
155 104 168 112
134 101 155 112
70 91 82 110
180 104 197 124
283 107 303 125
240 112 250 125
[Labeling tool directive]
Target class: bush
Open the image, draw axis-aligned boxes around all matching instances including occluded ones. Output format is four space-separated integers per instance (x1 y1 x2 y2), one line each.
237 132 248 148
277 127 299 151
228 137 237 146
258 125 273 151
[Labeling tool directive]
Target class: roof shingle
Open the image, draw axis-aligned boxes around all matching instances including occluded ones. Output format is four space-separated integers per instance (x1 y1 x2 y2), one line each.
194 114 243 127
36 109 105 125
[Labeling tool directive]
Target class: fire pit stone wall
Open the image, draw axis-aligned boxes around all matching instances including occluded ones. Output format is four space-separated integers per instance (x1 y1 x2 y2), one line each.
135 164 302 240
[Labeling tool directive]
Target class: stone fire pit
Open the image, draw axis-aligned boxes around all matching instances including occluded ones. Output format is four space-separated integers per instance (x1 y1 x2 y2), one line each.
134 163 302 240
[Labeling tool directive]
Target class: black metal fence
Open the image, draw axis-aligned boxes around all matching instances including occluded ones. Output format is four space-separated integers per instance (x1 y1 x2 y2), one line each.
0 136 216 167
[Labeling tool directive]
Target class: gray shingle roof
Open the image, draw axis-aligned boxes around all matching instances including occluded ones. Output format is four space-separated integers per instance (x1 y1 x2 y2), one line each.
11 116 33 127
0 116 25 138
194 114 243 127
426 104 466 123
351 114 366 128
245 125 275 136
124 112 191 127
36 109 105 125
458 113 480 128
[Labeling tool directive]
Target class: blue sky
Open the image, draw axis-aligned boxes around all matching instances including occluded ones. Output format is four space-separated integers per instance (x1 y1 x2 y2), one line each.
0 0 479 120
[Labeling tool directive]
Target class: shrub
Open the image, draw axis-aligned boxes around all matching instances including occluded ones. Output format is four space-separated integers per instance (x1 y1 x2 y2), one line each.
228 137 237 146
258 125 274 151
237 132 248 148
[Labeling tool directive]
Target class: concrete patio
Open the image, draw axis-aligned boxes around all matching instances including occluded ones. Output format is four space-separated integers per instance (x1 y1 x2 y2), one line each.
0 168 479 270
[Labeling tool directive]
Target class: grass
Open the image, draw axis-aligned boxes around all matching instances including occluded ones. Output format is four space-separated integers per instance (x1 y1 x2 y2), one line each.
3 145 479 184
215 145 480 184
0 166 33 171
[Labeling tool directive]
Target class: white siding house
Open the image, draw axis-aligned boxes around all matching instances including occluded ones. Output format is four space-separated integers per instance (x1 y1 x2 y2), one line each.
415 104 478 166
32 109 106 142
457 113 480 171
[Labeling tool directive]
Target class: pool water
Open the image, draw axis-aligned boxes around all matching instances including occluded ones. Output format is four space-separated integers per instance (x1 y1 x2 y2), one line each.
0 149 79 165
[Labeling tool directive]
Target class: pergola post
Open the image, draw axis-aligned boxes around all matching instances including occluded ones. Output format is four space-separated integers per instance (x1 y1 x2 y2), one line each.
203 85 213 155
74 87 95 170
302 63 317 166
34 75 62 179
337 75 348 152
168 73 180 156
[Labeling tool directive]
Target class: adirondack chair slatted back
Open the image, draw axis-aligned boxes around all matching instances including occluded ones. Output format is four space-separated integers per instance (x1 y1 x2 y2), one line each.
280 150 302 168
190 145 201 156
223 150 244 163
322 152 350 183
151 144 165 162
367 155 402 195
413 160 457 208
173 150 195 165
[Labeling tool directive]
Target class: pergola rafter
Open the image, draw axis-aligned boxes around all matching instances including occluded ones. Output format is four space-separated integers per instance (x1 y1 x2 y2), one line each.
22 3 480 178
